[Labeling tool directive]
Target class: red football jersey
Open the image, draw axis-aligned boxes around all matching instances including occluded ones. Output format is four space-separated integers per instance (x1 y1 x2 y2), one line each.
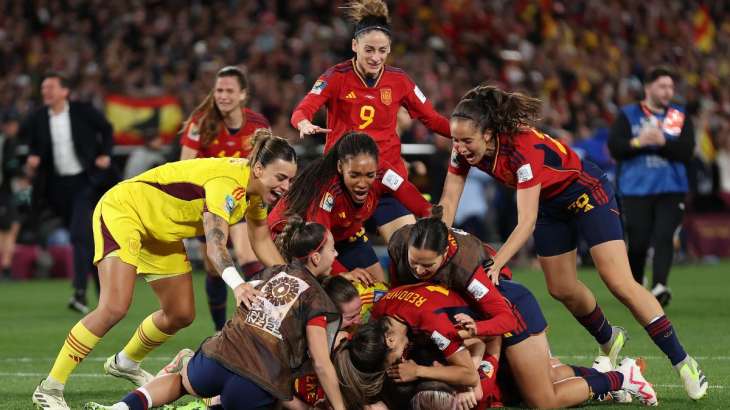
180 108 270 158
371 283 467 357
449 128 586 200
291 59 451 176
268 162 431 243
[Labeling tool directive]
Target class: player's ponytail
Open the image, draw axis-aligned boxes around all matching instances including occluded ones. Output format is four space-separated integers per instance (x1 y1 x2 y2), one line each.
452 84 542 137
182 66 249 149
248 128 297 168
409 207 449 254
344 0 391 38
283 131 379 218
275 215 327 263
334 319 390 409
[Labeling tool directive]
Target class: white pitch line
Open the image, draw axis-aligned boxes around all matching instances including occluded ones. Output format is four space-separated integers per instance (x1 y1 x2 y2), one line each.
555 355 730 361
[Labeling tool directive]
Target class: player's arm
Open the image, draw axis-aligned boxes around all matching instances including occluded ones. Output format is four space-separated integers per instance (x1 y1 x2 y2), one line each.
381 168 432 217
401 77 451 137
307 323 346 410
456 266 517 337
247 214 286 267
389 347 479 387
291 74 336 138
487 185 540 284
179 120 201 159
439 170 467 226
202 212 261 308
180 145 198 160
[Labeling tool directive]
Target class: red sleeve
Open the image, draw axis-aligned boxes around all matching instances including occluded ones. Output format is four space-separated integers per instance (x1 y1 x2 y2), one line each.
179 118 201 150
291 71 339 128
429 318 464 357
513 133 545 190
400 76 451 138
463 266 517 337
447 146 470 176
331 258 348 276
306 192 335 230
266 200 288 236
378 165 431 218
307 315 327 328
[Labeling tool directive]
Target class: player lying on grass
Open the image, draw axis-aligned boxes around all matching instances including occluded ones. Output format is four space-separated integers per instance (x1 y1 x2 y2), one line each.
83 217 391 410
32 130 297 410
269 131 432 283
387 214 658 408
441 84 707 400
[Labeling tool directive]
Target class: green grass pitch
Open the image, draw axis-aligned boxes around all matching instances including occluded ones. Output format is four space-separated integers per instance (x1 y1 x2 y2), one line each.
1 262 728 409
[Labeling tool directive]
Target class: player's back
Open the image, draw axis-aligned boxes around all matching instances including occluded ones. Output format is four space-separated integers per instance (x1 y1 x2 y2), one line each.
373 283 468 329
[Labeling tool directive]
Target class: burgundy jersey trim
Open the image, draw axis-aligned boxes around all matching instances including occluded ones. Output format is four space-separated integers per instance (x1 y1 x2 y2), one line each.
140 181 205 201
100 214 121 258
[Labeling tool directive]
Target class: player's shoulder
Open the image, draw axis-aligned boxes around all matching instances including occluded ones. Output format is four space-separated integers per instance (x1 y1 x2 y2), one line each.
320 60 354 79
383 65 407 76
244 109 270 127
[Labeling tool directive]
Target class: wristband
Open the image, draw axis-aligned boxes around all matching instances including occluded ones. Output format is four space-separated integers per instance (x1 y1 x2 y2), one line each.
630 137 641 148
221 266 245 290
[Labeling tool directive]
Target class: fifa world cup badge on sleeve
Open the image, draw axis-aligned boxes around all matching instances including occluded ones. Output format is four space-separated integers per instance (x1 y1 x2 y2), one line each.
517 164 533 183
382 169 404 191
320 192 334 212
431 330 451 352
468 278 489 300
310 80 327 95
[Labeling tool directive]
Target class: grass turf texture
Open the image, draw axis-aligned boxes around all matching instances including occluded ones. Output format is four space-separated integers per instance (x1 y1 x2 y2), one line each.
1 262 728 409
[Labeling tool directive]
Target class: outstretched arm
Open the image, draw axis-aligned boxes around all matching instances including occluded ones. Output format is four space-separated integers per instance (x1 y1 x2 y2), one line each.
246 213 286 267
439 171 467 226
307 325 346 410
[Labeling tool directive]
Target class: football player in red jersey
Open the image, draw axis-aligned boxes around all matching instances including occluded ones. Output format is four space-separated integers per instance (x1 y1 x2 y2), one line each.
442 84 705 400
179 66 271 331
291 0 450 242
268 132 432 283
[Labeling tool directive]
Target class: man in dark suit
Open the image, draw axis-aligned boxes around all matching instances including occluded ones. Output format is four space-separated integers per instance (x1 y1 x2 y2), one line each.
21 72 115 313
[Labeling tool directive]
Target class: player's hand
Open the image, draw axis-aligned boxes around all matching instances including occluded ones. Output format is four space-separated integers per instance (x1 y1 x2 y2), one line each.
297 120 332 138
456 388 478 410
95 155 111 169
233 283 263 309
454 313 477 339
387 359 419 383
340 268 376 287
486 264 502 285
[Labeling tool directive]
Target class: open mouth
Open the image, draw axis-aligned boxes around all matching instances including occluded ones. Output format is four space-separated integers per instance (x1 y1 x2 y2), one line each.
351 189 368 203
266 189 283 204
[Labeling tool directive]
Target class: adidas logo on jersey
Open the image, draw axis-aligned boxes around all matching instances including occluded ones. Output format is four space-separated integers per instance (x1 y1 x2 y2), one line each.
345 91 356 99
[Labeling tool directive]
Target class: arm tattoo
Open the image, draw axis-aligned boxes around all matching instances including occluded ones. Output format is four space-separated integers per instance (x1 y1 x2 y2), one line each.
203 212 234 273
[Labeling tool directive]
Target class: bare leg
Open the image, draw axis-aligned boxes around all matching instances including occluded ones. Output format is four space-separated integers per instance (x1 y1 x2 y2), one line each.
506 333 590 408
148 273 196 334
539 250 597 316
82 257 137 335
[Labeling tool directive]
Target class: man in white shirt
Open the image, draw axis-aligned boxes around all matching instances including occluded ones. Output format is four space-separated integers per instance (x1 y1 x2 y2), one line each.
22 72 115 313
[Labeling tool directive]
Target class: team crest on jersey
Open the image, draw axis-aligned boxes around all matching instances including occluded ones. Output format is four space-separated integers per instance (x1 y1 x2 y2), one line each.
431 330 451 352
224 195 236 215
380 88 392 106
310 80 327 95
382 169 404 191
245 271 310 340
320 192 335 212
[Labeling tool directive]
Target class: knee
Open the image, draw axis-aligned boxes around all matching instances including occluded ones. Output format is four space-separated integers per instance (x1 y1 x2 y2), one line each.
547 283 575 303
167 308 196 330
97 303 130 326
606 280 640 305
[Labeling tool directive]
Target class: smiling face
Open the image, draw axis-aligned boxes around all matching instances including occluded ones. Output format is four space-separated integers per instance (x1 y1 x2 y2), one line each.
214 75 246 115
338 154 378 204
352 30 391 78
407 246 447 280
253 158 297 205
450 118 491 165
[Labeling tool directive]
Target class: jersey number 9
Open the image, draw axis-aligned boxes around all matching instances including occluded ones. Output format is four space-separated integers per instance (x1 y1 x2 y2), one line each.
359 105 375 129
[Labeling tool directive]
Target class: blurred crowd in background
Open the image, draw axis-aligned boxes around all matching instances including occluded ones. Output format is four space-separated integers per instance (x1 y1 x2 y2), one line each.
1 0 729 275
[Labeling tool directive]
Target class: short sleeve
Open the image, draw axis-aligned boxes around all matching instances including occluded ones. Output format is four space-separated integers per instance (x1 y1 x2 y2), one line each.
427 319 463 357
447 147 470 176
514 137 545 190
180 119 201 150
307 315 327 328
203 177 246 224
244 194 268 222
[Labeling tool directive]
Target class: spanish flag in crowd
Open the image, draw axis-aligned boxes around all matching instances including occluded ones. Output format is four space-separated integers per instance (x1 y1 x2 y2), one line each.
105 95 183 145
693 5 715 53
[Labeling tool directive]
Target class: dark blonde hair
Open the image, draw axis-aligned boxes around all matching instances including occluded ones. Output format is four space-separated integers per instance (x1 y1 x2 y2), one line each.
247 128 296 168
451 85 542 137
182 66 248 148
343 0 391 38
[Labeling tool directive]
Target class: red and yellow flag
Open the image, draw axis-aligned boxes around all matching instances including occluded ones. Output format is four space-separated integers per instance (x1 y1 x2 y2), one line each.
105 95 183 145
693 5 715 53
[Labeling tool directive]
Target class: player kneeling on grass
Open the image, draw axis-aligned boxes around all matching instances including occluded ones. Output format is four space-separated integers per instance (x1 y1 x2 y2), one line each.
32 130 296 410
83 217 389 410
